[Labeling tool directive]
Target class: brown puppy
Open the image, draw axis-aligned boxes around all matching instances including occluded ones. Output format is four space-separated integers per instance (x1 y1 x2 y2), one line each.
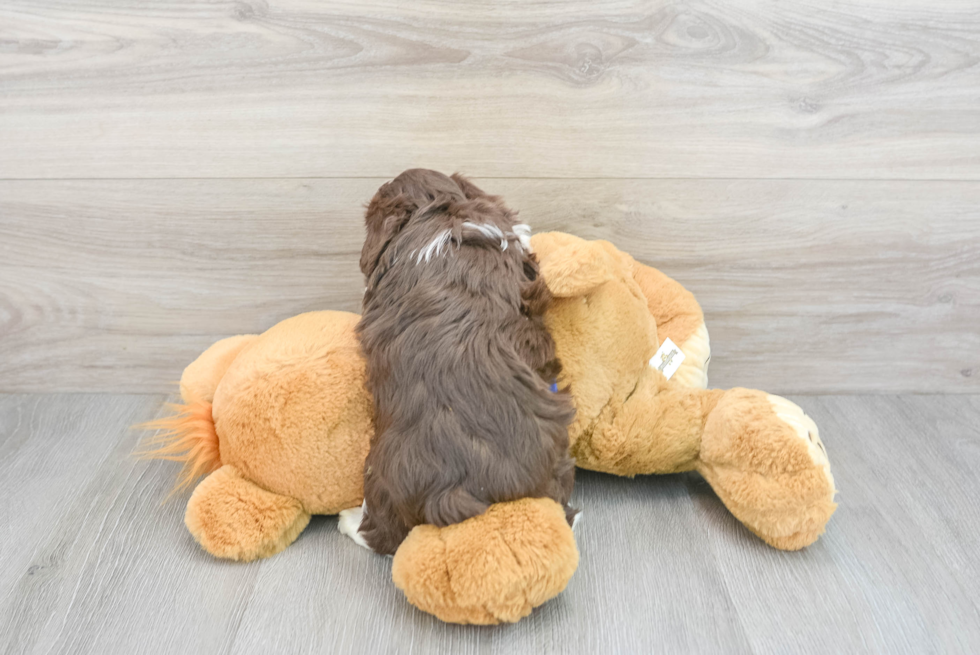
344 169 576 555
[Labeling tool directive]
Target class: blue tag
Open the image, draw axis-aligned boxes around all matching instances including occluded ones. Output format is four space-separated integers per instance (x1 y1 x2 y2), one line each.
550 381 558 393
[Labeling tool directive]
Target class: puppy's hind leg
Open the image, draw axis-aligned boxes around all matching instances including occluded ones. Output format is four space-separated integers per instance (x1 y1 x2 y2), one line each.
551 451 578 528
338 500 371 551
357 483 414 556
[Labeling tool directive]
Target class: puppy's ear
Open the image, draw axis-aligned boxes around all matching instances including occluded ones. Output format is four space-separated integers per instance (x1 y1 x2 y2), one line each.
360 191 417 278
537 238 615 298
450 173 488 200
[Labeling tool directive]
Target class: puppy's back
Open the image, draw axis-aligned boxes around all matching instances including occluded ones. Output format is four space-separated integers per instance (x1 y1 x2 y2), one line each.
356 171 575 554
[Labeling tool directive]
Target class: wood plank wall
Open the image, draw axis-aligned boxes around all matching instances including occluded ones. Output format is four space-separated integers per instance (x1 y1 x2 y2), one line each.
1 0 978 393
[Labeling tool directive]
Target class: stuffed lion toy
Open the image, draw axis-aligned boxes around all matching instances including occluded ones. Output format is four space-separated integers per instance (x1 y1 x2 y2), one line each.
144 232 836 625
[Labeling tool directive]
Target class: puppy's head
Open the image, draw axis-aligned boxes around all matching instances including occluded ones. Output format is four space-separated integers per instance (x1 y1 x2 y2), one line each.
360 169 468 278
449 173 490 201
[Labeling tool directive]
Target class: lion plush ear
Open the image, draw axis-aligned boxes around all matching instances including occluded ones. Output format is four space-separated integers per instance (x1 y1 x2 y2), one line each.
534 233 615 298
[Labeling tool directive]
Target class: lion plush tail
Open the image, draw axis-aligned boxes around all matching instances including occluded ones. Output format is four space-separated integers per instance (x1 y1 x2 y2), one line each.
137 395 221 493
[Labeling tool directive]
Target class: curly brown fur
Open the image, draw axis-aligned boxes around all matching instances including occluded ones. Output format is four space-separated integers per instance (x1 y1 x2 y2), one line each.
355 169 576 555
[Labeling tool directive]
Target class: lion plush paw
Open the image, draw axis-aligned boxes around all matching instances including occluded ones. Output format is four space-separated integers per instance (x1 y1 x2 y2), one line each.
184 465 311 562
697 389 837 550
765 394 834 490
391 498 579 624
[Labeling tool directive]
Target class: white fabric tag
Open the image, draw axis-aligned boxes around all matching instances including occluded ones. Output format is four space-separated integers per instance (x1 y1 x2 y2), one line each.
650 337 686 380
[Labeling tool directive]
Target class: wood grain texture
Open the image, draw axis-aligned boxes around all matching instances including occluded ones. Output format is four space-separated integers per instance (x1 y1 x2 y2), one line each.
1 393 979 654
1 0 979 179
2 178 977 394
0 395 159 602
695 394 980 654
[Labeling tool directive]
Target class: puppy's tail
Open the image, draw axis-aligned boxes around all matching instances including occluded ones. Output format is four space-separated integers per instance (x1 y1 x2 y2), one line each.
424 488 491 528
392 498 579 625
135 394 221 495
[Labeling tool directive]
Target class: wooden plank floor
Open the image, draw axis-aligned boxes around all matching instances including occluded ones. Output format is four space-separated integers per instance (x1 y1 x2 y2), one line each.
2 393 978 654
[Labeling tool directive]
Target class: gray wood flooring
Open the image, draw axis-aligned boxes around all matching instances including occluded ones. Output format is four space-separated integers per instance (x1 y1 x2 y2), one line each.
1 393 978 654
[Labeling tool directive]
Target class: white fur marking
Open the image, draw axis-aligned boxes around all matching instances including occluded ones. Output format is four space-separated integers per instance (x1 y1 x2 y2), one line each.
572 511 583 532
416 229 452 264
513 223 533 252
462 221 533 253
462 221 508 251
338 500 372 551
